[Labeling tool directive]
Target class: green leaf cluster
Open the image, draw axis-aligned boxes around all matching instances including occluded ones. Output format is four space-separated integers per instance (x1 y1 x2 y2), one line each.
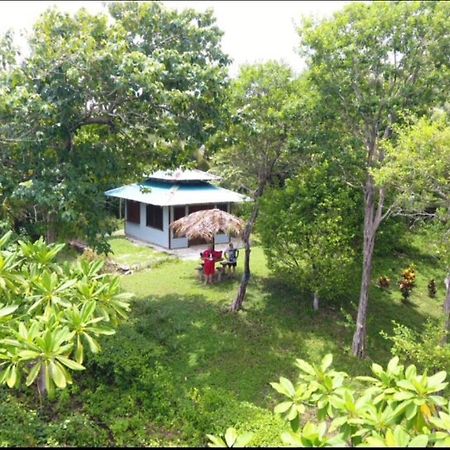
0 231 131 397
210 354 450 447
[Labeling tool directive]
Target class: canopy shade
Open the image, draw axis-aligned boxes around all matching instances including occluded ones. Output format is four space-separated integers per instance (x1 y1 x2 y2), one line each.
170 208 245 242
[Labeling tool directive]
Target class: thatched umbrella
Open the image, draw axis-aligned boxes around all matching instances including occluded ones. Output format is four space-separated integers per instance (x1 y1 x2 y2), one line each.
170 208 245 249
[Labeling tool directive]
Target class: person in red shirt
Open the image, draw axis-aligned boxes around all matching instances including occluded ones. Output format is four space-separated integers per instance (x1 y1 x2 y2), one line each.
201 244 223 284
203 251 215 284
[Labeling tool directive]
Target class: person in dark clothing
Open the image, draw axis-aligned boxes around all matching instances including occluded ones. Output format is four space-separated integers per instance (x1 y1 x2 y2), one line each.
223 242 239 273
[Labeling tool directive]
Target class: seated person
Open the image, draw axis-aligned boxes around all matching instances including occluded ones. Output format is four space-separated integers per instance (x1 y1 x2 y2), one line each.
223 242 239 273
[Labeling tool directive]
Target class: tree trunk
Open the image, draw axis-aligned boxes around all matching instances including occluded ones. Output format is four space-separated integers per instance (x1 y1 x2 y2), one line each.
46 211 57 244
313 292 319 311
230 193 263 312
443 274 450 344
352 176 379 359
38 364 47 398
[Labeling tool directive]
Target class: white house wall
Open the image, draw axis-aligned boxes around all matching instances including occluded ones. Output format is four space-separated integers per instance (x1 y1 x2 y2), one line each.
125 203 169 248
125 202 231 249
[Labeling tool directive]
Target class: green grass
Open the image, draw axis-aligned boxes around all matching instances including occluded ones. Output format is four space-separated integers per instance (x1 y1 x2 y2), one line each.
107 233 173 269
2 232 447 447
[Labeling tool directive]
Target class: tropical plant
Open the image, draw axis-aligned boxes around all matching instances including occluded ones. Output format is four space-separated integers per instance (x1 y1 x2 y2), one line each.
378 276 391 290
399 266 416 303
0 231 131 398
428 280 437 299
381 320 450 374
209 354 450 447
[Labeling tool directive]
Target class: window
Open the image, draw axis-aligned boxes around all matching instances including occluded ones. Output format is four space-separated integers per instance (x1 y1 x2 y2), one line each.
173 206 186 222
146 204 163 230
126 200 140 224
189 204 213 214
216 203 228 212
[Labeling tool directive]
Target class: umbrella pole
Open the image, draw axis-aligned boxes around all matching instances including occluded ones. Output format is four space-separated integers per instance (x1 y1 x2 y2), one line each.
212 235 215 250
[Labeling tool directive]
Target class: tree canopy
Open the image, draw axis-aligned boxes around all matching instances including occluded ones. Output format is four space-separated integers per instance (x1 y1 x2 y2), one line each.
0 2 229 251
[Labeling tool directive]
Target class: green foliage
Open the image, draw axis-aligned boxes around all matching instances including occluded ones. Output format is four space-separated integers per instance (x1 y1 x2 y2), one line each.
0 391 44 447
211 354 450 447
44 413 110 447
0 2 229 250
0 231 131 397
207 427 253 448
259 162 359 307
374 112 450 272
399 265 417 303
428 280 437 299
382 320 450 374
212 61 297 195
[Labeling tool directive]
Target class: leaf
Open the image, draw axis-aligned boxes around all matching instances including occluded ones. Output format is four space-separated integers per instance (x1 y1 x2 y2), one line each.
234 432 254 447
224 428 237 447
408 434 428 447
6 365 17 388
274 401 293 414
0 304 18 318
321 354 333 372
295 359 316 376
206 435 226 447
56 356 85 371
83 333 100 353
427 371 447 388
26 362 41 386
49 360 66 388
281 431 304 447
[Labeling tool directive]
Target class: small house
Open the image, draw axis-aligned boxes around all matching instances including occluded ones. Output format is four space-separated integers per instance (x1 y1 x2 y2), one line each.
105 169 249 249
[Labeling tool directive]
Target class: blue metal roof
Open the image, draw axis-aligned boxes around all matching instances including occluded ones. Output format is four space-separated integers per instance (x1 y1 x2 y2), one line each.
105 181 250 206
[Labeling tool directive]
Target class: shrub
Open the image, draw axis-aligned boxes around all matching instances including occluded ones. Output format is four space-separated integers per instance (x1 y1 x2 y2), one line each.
0 392 44 447
209 354 450 447
378 275 391 289
0 231 132 398
45 413 110 447
381 319 450 374
399 265 416 302
428 279 437 298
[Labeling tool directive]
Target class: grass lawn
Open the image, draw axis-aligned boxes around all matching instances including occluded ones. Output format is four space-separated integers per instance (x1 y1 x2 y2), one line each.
85 231 445 445
107 231 173 269
2 232 446 447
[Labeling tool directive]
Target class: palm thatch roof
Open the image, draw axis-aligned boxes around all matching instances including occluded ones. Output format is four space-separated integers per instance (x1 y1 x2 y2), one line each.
170 208 245 242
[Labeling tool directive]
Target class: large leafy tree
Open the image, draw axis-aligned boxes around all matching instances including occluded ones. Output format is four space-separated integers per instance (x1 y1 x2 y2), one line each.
259 162 358 311
212 61 298 312
298 1 450 357
375 111 450 339
0 2 229 251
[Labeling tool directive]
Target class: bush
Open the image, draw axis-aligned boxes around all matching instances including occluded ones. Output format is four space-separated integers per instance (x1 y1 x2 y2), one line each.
428 279 437 298
0 392 44 447
399 265 416 302
45 413 110 447
378 275 391 289
381 319 450 374
209 354 450 447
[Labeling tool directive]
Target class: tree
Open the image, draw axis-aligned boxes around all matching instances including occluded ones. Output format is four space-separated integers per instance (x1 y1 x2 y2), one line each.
298 1 450 357
0 2 229 251
212 61 297 312
375 111 450 339
258 162 358 311
0 231 131 398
